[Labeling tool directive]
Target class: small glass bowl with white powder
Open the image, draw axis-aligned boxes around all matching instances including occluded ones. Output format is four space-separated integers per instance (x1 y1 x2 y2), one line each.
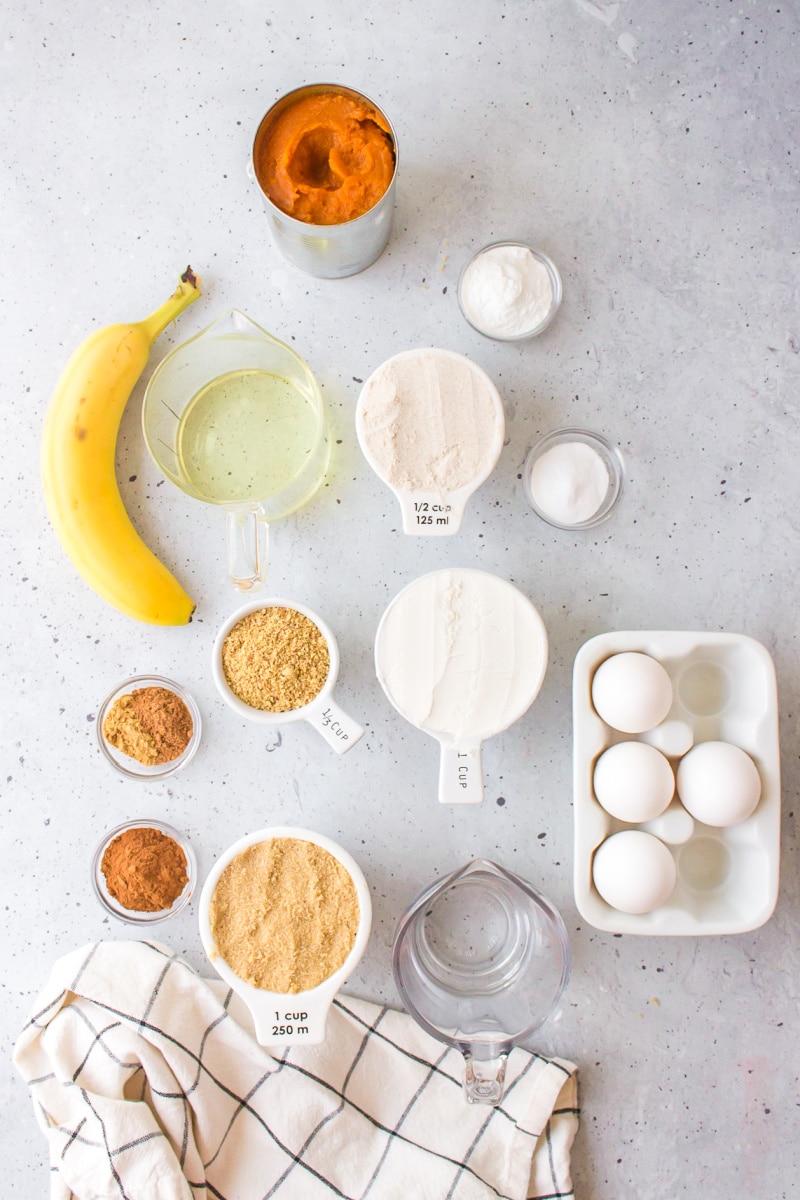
457 241 562 341
523 428 624 530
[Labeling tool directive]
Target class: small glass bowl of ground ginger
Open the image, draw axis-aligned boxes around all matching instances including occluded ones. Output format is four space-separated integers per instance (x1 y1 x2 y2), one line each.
92 819 197 924
96 675 202 780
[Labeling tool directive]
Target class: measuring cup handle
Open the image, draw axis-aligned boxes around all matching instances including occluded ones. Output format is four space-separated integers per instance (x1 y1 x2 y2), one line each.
226 507 269 591
397 491 466 536
252 995 333 1047
305 697 365 754
463 1052 508 1105
438 744 484 804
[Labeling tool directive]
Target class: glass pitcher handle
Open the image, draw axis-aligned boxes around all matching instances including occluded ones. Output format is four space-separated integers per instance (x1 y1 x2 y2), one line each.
226 507 269 592
463 1052 508 1105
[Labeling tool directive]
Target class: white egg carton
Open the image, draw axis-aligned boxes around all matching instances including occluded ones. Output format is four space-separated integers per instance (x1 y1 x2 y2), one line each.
573 631 780 935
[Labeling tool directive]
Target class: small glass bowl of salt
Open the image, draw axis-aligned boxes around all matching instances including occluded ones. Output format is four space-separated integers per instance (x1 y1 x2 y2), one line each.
457 241 562 341
523 428 625 530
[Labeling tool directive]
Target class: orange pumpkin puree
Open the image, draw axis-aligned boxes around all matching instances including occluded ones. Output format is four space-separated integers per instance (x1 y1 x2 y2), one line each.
255 90 395 226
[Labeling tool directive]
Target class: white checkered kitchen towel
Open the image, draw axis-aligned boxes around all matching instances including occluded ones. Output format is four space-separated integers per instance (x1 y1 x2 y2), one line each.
14 941 579 1200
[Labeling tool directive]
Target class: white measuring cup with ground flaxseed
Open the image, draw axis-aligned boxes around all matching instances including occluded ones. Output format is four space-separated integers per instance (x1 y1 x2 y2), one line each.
212 599 364 753
199 827 372 1045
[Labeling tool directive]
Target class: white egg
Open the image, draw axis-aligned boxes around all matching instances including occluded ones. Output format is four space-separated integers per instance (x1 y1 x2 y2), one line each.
593 741 674 823
676 741 761 827
592 830 677 914
591 652 673 734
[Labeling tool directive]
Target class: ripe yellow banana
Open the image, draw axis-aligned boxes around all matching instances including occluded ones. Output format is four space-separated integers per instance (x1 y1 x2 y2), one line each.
42 268 202 625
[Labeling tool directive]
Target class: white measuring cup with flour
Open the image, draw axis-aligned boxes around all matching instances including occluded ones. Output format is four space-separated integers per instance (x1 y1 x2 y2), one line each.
356 348 505 535
375 569 548 803
199 826 372 1045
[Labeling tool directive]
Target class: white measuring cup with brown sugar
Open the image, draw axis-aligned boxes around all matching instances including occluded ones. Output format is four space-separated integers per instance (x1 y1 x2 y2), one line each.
212 598 364 753
199 826 372 1045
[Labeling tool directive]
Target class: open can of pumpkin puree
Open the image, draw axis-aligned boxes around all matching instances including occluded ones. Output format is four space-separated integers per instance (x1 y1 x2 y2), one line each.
252 82 398 278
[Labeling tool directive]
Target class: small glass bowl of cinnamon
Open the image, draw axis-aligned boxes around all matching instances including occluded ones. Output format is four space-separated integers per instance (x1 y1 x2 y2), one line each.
92 819 197 925
96 675 202 781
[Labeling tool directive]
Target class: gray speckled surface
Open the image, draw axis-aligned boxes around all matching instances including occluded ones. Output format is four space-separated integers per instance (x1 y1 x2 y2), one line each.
2 2 799 1197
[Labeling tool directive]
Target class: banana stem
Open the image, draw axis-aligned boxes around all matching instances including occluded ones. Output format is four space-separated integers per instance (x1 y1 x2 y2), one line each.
140 266 202 343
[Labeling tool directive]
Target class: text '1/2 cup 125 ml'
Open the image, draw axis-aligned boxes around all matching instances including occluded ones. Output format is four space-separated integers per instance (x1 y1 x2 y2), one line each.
393 860 570 1105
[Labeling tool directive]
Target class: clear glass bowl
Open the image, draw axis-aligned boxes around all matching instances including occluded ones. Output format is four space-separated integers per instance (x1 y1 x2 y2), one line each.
523 427 625 530
92 819 197 925
457 240 563 341
96 675 201 780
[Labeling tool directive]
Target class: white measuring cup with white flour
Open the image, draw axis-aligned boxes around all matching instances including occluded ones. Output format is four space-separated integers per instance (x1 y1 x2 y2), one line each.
356 348 505 535
375 568 549 803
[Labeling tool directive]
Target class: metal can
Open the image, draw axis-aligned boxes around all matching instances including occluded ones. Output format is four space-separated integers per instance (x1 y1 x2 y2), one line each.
252 83 398 279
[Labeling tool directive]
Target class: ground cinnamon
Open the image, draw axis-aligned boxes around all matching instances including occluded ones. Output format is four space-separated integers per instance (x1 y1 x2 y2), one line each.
103 686 193 766
101 826 188 912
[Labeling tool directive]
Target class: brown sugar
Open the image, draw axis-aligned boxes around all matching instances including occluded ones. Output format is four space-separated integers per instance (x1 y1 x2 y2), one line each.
221 606 330 712
208 838 360 993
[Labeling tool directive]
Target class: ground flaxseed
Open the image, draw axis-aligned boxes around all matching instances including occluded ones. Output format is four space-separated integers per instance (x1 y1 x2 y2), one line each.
221 607 330 712
209 838 359 993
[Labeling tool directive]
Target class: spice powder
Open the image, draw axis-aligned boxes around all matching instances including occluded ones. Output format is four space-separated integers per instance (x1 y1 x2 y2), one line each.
209 838 359 993
101 826 188 913
103 686 193 766
222 607 330 712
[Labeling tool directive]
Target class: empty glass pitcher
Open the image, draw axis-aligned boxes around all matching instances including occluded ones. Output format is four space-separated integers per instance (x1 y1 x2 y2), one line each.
393 859 570 1105
142 310 330 591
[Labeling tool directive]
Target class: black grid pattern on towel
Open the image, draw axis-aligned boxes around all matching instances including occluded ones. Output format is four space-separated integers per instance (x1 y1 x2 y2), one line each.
20 942 578 1200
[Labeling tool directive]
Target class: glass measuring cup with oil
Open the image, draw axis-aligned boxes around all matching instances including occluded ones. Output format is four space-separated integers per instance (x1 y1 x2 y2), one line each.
143 310 329 590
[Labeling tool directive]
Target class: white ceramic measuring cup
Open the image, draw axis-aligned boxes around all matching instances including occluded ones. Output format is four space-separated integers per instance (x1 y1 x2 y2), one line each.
199 826 372 1045
375 569 549 804
212 598 364 754
355 348 505 535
